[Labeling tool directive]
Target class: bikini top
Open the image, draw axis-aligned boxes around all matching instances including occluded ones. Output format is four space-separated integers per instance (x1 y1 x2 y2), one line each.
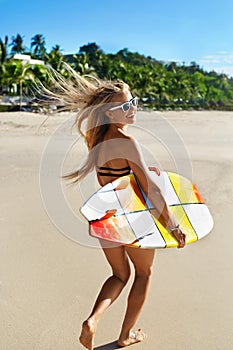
96 165 131 177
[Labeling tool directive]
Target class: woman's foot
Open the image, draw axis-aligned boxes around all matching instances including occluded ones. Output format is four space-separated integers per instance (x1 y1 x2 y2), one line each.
79 319 97 350
118 329 146 347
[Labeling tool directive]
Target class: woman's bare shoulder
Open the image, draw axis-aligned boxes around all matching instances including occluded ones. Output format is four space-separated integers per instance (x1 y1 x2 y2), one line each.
116 128 136 141
101 126 140 153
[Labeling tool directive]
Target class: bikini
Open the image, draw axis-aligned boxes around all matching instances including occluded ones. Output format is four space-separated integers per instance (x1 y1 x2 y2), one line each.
96 165 131 177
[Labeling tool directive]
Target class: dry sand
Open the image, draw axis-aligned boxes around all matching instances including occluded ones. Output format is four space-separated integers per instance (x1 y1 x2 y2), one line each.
0 110 232 350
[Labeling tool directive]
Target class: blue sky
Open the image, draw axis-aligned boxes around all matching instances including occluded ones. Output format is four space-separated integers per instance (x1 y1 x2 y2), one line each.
1 0 233 76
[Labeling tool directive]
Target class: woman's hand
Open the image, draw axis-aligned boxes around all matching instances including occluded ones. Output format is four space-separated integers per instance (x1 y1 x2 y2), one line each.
171 228 186 249
148 167 161 176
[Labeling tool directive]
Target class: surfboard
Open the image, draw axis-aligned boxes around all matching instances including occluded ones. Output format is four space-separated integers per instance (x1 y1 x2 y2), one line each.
80 171 214 248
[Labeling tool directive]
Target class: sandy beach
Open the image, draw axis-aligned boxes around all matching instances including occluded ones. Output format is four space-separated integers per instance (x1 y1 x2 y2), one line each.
0 110 232 350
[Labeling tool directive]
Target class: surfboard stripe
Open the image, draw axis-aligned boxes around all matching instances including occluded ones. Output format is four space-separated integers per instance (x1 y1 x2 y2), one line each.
168 172 202 204
171 205 198 244
166 172 199 244
192 184 205 203
149 207 198 248
161 172 181 205
133 173 167 248
113 176 140 243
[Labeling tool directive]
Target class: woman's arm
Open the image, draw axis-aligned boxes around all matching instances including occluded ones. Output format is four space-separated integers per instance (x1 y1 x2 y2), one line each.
125 138 186 248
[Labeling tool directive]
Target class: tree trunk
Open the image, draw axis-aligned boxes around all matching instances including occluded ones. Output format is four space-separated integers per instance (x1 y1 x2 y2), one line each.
20 80 22 111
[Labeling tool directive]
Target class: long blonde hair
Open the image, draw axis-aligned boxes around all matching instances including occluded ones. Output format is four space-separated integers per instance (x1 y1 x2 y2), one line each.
40 64 129 183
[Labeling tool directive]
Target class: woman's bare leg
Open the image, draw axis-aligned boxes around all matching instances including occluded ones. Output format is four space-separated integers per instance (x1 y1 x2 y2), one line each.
79 244 130 350
118 247 155 347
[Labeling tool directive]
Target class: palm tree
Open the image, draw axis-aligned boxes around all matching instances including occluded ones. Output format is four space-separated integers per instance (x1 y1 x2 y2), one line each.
2 60 34 109
71 53 95 75
31 34 46 59
0 61 6 94
10 34 25 55
95 54 112 78
31 63 49 85
165 61 178 74
0 35 8 63
46 45 65 71
79 42 104 69
18 64 34 110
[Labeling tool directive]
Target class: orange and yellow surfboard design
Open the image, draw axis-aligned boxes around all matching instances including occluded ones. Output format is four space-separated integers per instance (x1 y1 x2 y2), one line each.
81 172 213 248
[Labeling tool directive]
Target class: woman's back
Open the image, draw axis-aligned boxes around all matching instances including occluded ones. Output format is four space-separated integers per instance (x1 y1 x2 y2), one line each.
96 127 133 186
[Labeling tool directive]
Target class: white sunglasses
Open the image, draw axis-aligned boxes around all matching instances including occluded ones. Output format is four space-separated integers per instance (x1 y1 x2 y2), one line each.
109 97 138 112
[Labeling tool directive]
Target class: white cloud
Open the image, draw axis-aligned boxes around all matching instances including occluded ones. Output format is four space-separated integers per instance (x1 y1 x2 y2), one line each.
200 58 221 64
217 51 228 55
225 55 233 64
214 66 233 77
198 51 233 77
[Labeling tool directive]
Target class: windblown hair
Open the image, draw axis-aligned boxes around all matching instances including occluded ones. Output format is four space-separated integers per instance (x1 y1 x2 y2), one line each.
40 64 129 183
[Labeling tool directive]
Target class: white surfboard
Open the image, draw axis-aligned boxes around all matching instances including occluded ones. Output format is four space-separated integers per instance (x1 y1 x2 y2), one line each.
80 171 214 248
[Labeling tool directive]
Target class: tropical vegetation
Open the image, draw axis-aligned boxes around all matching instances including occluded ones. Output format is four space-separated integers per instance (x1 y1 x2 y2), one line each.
1 33 233 111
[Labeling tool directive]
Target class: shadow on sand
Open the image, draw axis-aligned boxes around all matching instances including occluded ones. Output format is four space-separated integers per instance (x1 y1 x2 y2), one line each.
94 340 121 350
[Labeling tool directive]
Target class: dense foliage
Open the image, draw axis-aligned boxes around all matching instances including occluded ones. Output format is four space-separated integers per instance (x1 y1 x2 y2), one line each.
1 34 233 110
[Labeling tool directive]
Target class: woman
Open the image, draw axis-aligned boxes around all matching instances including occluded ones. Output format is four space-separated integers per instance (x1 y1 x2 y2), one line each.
43 68 186 349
